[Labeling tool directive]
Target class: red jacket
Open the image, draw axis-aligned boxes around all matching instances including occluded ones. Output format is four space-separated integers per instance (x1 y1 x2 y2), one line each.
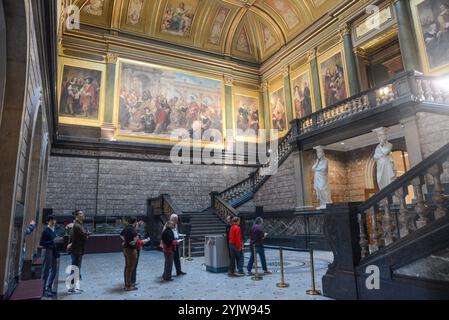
229 224 243 250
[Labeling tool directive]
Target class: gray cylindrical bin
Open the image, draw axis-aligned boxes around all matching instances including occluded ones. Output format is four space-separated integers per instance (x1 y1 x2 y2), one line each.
204 235 230 273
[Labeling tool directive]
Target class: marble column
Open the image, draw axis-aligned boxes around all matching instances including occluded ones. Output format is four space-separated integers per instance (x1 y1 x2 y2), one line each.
282 66 294 126
401 116 423 167
261 81 271 132
353 48 370 91
308 49 323 111
340 23 360 95
224 75 234 141
101 53 118 140
393 0 421 72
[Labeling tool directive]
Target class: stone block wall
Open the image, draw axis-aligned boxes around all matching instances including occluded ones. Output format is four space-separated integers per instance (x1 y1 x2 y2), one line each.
45 151 254 216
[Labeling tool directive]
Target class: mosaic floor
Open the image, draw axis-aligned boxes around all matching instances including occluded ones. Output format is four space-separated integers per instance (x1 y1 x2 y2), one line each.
56 249 333 300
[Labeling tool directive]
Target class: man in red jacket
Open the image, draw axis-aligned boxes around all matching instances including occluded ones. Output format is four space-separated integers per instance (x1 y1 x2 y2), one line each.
228 217 245 276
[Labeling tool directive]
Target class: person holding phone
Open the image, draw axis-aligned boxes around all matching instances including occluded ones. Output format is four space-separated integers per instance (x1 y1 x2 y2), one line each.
247 217 272 276
131 221 150 287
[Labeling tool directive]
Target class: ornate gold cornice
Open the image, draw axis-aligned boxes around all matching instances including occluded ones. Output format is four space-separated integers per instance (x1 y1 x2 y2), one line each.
339 22 352 37
224 75 234 86
260 81 268 92
307 48 317 62
105 53 119 64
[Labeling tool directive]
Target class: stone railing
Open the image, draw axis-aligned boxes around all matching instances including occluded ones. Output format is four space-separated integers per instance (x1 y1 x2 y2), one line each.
211 192 239 223
216 129 294 206
292 71 449 137
357 141 449 258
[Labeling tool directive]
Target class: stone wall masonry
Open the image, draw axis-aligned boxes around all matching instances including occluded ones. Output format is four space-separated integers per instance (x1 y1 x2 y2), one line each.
45 152 254 216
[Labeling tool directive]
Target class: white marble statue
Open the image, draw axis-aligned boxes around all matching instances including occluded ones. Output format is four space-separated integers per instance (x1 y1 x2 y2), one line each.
372 127 396 190
312 146 332 210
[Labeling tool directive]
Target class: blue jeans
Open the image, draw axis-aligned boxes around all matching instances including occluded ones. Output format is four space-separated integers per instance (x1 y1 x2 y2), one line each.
41 248 57 292
70 254 83 283
247 243 267 272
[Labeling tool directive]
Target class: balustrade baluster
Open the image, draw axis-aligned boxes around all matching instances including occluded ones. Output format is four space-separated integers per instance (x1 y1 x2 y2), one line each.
381 198 396 245
413 176 430 228
396 186 415 237
368 208 380 253
358 213 369 258
429 164 447 219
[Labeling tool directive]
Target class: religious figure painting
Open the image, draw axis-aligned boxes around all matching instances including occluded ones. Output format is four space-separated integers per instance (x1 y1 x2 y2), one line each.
161 0 198 37
266 0 299 29
117 62 223 142
262 24 276 50
126 0 144 26
269 87 287 132
82 0 105 16
411 0 449 73
209 7 230 45
319 49 348 107
234 93 260 138
236 28 251 53
292 71 313 119
59 66 102 121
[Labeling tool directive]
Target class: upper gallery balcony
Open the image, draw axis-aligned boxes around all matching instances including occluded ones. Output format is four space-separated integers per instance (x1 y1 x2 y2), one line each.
290 71 449 151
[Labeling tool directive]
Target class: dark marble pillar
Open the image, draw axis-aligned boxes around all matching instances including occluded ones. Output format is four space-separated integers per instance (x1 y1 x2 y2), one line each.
393 0 421 72
341 23 360 95
224 75 233 141
308 49 323 111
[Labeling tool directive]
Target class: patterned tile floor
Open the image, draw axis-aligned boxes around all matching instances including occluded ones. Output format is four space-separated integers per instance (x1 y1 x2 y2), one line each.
57 249 333 300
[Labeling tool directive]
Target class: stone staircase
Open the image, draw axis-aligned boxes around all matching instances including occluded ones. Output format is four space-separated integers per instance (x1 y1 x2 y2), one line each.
186 209 226 257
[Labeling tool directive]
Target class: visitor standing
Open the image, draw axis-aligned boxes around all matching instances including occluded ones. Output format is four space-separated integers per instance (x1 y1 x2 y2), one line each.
40 215 60 298
247 217 272 276
131 222 150 286
120 217 139 291
228 217 245 276
170 214 187 276
161 221 178 281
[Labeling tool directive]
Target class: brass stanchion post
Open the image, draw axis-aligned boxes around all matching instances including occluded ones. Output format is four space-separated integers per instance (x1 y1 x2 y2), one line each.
187 237 193 261
306 249 321 295
251 245 263 281
276 247 289 288
182 237 186 260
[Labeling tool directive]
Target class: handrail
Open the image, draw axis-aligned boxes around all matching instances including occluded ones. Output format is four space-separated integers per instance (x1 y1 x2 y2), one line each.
359 141 449 211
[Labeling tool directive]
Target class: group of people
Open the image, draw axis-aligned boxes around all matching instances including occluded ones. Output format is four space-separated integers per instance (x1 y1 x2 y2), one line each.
423 3 449 69
118 88 221 137
38 210 89 298
225 216 272 277
237 104 260 135
120 213 187 291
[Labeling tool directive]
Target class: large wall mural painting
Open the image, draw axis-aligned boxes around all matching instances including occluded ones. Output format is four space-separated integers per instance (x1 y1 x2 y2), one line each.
269 85 287 133
116 60 223 143
233 89 261 141
58 58 105 126
411 0 449 74
318 46 349 108
161 0 199 37
291 67 314 119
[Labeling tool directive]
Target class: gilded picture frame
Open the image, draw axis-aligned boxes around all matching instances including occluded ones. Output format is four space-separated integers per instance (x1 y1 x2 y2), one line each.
113 58 226 148
232 87 263 143
410 0 449 75
290 63 316 119
317 44 350 108
57 56 106 127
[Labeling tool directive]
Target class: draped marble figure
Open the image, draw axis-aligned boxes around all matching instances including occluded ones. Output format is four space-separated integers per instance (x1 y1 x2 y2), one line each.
312 146 332 209
373 127 396 190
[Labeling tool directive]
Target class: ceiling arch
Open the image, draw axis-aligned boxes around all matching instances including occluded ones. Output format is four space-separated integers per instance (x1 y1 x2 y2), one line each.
73 0 344 63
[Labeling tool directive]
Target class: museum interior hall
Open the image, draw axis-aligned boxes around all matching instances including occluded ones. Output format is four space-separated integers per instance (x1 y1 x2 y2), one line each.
1 0 449 301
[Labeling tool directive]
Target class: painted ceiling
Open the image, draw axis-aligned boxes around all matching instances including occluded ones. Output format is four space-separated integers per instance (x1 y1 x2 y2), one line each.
73 0 343 63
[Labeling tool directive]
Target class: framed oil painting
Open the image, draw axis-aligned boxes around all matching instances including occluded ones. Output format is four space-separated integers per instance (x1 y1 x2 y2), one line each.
233 88 262 142
411 0 449 74
317 45 349 108
115 59 225 146
269 82 288 135
290 65 315 119
58 57 106 127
